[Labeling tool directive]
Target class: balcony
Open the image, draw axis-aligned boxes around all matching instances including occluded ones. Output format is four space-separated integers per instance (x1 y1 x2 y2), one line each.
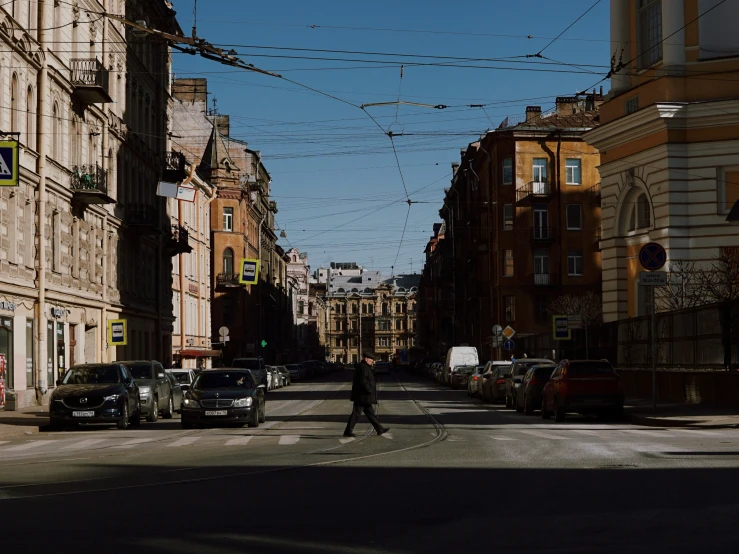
587 181 601 200
124 204 160 235
165 224 193 256
163 151 188 182
71 59 112 104
70 165 114 205
594 228 602 251
216 273 242 288
516 180 553 204
532 273 558 286
531 226 557 242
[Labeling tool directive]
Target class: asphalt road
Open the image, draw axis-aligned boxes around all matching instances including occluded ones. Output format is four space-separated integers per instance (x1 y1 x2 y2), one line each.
1 370 738 553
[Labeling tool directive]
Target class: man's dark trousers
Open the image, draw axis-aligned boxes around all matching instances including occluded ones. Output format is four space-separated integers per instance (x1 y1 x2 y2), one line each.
345 403 383 434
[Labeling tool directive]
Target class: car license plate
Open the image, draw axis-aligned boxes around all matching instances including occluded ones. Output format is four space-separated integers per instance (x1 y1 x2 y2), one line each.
205 410 228 416
72 411 95 417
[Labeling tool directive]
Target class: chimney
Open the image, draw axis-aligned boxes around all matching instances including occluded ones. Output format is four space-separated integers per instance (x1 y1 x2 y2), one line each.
451 162 460 176
525 106 542 123
556 96 578 115
460 148 466 162
172 78 208 103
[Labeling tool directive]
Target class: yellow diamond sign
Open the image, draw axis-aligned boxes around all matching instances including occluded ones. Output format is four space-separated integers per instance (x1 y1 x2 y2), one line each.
502 325 516 340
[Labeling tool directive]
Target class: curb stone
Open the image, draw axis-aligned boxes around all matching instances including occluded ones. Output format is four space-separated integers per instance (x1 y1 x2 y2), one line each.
630 414 739 429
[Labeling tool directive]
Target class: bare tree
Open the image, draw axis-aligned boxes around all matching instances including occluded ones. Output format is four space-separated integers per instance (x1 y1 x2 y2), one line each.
696 248 739 368
656 259 707 312
548 292 603 358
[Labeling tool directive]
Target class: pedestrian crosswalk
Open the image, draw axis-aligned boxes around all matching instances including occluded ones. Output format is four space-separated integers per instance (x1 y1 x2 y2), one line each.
479 427 735 442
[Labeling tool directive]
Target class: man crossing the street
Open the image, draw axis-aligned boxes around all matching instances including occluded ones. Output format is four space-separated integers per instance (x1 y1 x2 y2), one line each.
344 350 390 438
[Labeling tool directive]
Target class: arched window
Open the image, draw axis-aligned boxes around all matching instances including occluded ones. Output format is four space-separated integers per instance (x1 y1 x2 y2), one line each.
636 194 651 229
26 87 34 150
10 73 18 134
51 102 60 160
222 248 234 275
70 117 80 166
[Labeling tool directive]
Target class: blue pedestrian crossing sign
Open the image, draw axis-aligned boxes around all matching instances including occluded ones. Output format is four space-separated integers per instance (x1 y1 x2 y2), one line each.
0 141 19 187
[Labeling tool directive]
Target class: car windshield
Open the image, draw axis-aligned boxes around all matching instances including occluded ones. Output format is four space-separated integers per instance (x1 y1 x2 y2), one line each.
456 366 477 374
567 362 615 376
127 364 153 380
515 362 542 376
232 359 262 370
171 372 191 384
62 366 121 385
194 372 253 389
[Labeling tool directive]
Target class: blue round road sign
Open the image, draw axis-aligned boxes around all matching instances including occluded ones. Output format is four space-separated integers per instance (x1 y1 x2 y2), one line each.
639 242 666 271
503 339 515 351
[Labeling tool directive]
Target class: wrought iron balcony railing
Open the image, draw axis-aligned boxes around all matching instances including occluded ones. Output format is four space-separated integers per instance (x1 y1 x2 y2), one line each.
216 273 242 287
70 59 112 104
531 226 557 241
516 180 553 203
70 165 113 205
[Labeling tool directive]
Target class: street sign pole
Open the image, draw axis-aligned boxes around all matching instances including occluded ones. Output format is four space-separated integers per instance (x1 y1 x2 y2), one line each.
651 284 657 414
639 242 667 415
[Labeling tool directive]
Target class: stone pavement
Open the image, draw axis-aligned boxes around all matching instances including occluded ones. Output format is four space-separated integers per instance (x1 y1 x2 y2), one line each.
626 399 739 428
0 406 48 439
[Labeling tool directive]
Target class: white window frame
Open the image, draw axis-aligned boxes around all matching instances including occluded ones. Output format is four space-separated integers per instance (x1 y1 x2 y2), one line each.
565 159 582 185
566 204 582 230
567 250 584 276
639 0 663 68
223 207 234 232
502 158 513 185
532 159 548 184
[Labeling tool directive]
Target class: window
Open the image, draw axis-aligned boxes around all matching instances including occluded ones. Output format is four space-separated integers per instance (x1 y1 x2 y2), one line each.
377 320 389 331
52 102 61 161
565 159 581 185
395 304 402 314
362 304 367 314
10 74 18 134
502 158 513 185
368 304 374 314
535 296 548 323
504 296 516 323
625 96 639 115
298 301 305 315
352 303 358 314
636 194 651 228
223 207 234 232
639 0 663 67
566 204 582 230
222 248 234 275
533 158 547 183
534 252 550 285
503 204 513 230
382 303 388 315
26 87 34 150
567 249 584 276
378 337 389 347
503 250 514 277
395 319 402 330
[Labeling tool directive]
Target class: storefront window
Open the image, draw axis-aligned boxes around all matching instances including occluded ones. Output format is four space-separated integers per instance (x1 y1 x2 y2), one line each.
26 319 33 387
0 318 14 389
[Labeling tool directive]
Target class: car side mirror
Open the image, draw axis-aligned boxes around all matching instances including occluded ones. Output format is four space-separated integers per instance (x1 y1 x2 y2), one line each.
56 379 62 387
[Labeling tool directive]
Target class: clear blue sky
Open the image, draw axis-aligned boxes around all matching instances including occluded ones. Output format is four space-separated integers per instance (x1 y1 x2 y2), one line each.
170 0 611 275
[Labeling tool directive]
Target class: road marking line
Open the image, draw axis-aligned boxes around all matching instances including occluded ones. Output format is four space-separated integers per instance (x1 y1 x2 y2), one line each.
623 430 673 438
62 439 106 450
520 430 570 440
278 435 300 445
5 440 57 451
114 438 154 449
571 430 601 436
490 436 516 441
225 436 252 446
0 441 9 446
168 437 200 447
674 429 720 437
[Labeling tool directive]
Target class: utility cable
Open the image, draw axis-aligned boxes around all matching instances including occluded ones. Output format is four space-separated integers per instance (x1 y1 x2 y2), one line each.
535 0 603 56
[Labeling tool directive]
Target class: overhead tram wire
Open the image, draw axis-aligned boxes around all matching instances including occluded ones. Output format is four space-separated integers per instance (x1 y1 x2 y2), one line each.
534 0 604 57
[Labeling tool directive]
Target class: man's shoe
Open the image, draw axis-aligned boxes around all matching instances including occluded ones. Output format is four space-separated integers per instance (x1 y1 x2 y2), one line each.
343 432 357 438
377 427 390 435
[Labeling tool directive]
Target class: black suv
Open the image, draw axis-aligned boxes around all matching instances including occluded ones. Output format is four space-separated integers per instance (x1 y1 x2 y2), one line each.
232 357 267 387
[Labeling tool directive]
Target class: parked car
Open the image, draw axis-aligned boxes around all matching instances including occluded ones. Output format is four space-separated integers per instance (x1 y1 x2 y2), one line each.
444 346 479 386
516 364 556 414
49 363 141 430
467 365 488 397
167 368 197 393
277 365 292 387
118 360 174 422
232 357 267 387
164 372 183 413
450 365 477 389
285 364 303 381
505 358 554 408
181 369 266 429
482 365 511 403
542 360 624 422
374 361 392 375
434 364 446 384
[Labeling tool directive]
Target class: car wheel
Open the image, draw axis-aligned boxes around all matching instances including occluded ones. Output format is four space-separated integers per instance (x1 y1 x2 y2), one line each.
248 407 259 428
258 400 266 423
541 398 551 419
515 395 524 412
146 398 159 423
163 396 174 419
130 402 141 427
524 395 534 415
554 398 566 422
117 401 130 430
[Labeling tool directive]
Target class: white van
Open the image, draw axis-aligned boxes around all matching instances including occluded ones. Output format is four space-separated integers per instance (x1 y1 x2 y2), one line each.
444 347 479 386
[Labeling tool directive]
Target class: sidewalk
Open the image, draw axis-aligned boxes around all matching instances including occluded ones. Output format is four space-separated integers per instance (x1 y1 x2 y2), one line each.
0 406 49 439
626 398 739 429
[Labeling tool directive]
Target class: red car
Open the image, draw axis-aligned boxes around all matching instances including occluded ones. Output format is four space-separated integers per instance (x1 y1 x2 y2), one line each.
541 360 624 422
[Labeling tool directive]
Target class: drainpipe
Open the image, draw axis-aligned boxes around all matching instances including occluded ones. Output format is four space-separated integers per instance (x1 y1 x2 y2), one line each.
178 165 196 366
35 0 50 401
478 143 495 359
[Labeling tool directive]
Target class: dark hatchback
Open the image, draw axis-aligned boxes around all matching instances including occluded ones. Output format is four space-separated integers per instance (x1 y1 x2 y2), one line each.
181 369 266 429
49 364 141 430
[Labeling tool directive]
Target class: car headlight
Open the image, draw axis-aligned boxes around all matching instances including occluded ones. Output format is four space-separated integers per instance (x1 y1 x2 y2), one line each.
183 398 200 408
233 397 253 408
104 394 120 402
138 386 151 398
